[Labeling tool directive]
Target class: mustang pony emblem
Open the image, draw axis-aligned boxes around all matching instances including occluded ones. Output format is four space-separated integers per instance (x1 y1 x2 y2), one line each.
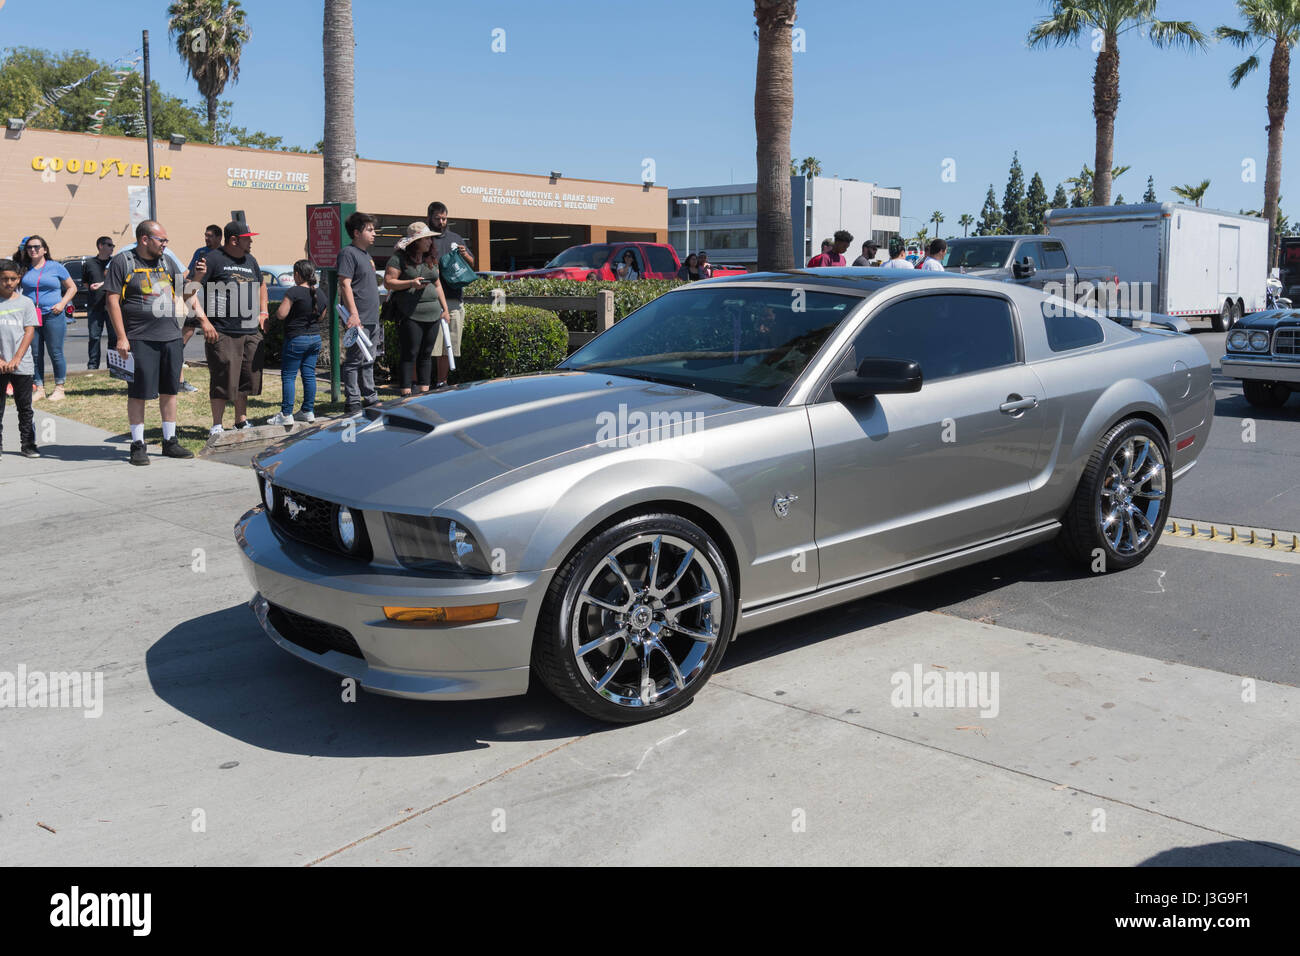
773 494 799 519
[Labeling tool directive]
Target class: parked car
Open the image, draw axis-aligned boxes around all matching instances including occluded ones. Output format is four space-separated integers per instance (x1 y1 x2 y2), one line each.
1276 236 1300 304
1220 308 1300 407
61 257 90 315
501 241 744 281
261 264 295 308
237 268 1212 723
942 235 1116 293
1047 203 1268 331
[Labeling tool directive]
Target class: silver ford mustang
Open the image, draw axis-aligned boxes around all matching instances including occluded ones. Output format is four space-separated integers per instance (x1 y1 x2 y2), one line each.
236 269 1213 723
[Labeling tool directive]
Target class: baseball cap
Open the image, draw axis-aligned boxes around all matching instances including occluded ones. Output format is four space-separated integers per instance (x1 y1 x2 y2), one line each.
224 220 259 240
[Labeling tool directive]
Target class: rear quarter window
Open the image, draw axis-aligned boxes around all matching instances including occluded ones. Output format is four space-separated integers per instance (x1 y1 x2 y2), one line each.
1044 305 1105 352
644 245 677 273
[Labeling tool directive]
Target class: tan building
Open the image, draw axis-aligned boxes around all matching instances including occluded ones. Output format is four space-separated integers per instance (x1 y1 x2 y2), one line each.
2 128 667 270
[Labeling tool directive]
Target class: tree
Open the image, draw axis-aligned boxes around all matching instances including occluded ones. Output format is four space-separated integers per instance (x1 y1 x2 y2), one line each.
1116 193 1126 203
1000 152 1028 233
1052 183 1071 208
0 47 115 133
167 0 251 144
1143 174 1158 201
958 213 975 236
754 0 798 271
1217 1 1300 271
915 226 928 246
976 185 1004 235
1026 171 1050 232
1171 179 1211 205
1244 195 1293 235
1029 2 1205 206
931 210 945 238
323 0 357 204
1067 164 1094 206
798 156 822 178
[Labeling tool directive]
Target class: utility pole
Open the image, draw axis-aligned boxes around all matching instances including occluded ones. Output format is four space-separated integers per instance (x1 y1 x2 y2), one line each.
142 29 157 220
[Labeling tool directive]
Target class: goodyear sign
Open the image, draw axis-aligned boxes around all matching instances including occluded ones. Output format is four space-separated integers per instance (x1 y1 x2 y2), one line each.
32 156 172 179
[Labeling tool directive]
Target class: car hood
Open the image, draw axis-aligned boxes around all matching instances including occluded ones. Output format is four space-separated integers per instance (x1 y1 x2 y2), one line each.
1237 308 1300 330
254 371 752 514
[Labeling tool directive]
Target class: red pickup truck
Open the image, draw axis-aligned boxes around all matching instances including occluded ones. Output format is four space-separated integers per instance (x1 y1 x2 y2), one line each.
501 241 745 281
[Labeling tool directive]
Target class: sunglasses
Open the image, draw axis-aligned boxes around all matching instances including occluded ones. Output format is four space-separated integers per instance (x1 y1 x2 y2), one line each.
144 235 169 244
26 244 43 251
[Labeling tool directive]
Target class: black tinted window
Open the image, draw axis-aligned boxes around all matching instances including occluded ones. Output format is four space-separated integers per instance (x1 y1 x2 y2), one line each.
1043 304 1105 352
645 245 677 273
1017 242 1042 267
1040 241 1068 269
851 294 1018 381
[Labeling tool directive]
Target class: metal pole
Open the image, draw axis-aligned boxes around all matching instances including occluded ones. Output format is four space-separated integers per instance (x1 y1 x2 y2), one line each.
142 30 157 220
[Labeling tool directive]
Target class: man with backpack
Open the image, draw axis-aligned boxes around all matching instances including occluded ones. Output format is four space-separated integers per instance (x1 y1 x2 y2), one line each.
426 201 477 387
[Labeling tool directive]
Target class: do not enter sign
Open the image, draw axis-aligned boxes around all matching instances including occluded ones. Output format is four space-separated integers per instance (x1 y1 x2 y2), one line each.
306 204 343 268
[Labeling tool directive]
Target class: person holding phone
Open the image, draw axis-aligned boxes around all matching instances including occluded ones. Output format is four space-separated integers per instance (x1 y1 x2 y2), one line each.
385 222 450 397
615 249 640 281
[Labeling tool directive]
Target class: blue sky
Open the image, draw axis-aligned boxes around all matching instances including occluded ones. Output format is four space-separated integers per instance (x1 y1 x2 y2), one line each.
1 0 1289 231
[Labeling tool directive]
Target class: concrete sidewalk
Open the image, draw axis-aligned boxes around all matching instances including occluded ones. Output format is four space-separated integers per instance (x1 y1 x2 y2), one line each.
1 410 1296 865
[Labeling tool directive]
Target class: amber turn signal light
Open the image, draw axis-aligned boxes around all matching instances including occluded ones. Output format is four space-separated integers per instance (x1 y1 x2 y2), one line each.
383 604 499 624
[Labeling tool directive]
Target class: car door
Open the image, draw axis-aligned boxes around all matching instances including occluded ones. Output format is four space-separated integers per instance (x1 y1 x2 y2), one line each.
807 291 1046 587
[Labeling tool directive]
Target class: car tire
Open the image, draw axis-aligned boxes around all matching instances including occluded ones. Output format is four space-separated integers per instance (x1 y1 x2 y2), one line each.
1057 418 1171 573
1213 300 1233 332
1243 380 1290 408
531 513 736 723
1234 299 1245 326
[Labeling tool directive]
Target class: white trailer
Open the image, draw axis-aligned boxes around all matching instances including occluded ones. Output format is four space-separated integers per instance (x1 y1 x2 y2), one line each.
1045 203 1268 331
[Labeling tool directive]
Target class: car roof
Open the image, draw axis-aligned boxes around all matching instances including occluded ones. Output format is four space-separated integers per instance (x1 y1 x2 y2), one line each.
700 266 973 293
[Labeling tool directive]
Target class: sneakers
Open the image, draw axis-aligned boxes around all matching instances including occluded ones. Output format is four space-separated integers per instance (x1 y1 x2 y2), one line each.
32 384 46 402
209 424 224 439
343 404 362 417
21 446 40 459
49 385 65 402
295 410 316 423
129 440 150 466
234 418 250 430
179 380 199 393
266 412 294 426
161 437 194 459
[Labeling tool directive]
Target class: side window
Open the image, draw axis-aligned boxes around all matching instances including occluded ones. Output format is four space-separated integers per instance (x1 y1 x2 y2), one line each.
851 294 1018 381
1016 241 1042 268
645 245 677 274
1044 304 1105 352
1040 241 1068 269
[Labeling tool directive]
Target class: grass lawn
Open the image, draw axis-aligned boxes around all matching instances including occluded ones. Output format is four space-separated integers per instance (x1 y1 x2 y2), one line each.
45 367 352 455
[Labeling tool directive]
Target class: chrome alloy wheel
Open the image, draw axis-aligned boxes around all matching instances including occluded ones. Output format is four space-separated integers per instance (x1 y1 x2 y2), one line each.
569 533 724 708
1098 436 1167 556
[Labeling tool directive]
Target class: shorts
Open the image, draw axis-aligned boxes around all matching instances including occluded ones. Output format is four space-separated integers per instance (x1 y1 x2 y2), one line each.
127 339 185 401
205 331 264 401
432 302 464 357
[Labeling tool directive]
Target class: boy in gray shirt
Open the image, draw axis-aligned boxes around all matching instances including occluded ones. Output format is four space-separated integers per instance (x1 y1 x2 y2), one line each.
0 258 41 457
338 211 382 414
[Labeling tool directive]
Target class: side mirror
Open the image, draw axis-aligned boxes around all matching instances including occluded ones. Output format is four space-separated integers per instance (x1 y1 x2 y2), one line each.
1012 256 1037 279
831 358 923 401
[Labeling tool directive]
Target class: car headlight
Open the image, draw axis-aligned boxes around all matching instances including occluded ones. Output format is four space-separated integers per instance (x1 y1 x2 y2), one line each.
1249 331 1270 352
1227 329 1249 351
336 506 359 552
385 514 492 573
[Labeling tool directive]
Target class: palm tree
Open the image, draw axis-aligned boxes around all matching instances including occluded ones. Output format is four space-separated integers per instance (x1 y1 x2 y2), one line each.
1217 1 1300 269
166 0 251 143
1065 163 1131 205
1171 179 1211 206
914 227 929 247
959 213 975 236
931 210 945 238
1028 2 1205 206
323 0 356 204
799 156 823 178
755 1 798 271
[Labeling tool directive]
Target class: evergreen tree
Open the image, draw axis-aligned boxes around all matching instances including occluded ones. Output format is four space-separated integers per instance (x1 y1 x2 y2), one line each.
1143 175 1157 202
976 185 1003 236
1002 152 1028 233
1051 183 1070 209
1115 193 1125 205
1026 172 1049 233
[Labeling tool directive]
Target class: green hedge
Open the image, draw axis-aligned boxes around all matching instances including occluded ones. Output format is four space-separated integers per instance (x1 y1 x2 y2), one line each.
461 277 684 332
381 303 568 385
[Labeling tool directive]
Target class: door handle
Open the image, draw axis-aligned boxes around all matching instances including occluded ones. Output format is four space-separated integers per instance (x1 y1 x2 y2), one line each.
999 394 1039 414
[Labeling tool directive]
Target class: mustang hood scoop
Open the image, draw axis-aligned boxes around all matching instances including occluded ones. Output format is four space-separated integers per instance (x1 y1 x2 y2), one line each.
255 371 747 514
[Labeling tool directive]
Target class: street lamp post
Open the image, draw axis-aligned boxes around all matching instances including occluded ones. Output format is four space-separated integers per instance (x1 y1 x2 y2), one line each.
675 198 700 257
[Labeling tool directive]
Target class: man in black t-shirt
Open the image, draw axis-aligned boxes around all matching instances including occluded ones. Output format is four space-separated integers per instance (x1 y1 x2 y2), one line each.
201 221 268 436
83 236 117 369
105 220 213 465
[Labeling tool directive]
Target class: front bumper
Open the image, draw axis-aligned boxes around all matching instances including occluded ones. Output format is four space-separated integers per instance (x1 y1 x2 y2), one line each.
235 507 550 700
1221 355 1300 385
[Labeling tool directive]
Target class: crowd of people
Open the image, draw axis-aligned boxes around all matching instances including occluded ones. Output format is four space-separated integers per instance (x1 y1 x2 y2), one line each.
806 230 948 272
0 198 477 464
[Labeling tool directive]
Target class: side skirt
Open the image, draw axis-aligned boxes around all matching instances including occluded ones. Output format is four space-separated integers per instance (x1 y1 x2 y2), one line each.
735 521 1062 636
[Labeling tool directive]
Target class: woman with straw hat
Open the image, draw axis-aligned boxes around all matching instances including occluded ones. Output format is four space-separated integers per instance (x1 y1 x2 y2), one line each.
384 222 450 397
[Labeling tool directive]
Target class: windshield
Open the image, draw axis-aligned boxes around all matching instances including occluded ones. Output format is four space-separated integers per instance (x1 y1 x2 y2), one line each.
560 285 859 405
545 245 612 269
943 240 1015 270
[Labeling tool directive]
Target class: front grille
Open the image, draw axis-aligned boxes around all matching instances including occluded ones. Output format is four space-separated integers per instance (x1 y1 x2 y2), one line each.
266 603 364 659
1274 328 1300 357
264 481 372 561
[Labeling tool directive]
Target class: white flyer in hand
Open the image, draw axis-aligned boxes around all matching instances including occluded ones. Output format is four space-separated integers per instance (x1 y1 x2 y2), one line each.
441 317 456 371
106 349 135 383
